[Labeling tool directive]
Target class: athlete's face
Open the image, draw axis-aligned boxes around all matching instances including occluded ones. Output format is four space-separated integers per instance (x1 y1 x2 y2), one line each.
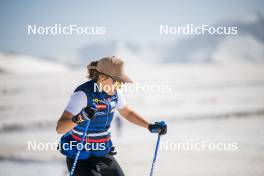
98 74 121 95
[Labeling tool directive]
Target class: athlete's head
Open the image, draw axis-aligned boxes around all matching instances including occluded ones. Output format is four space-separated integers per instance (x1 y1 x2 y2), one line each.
87 56 132 95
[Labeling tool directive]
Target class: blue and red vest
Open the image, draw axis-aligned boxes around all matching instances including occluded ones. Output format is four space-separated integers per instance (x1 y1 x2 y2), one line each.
60 79 118 159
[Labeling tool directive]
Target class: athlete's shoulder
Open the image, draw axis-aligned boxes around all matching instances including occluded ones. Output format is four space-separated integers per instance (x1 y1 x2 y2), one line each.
116 89 124 97
74 79 96 93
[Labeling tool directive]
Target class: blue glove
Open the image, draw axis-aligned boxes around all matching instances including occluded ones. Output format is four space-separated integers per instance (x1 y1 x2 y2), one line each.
148 121 167 135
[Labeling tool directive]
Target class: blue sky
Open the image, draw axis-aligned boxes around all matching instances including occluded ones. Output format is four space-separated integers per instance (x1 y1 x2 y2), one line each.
0 0 263 58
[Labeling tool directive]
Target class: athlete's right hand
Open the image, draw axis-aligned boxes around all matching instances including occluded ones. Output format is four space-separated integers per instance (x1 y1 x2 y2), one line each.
72 106 97 124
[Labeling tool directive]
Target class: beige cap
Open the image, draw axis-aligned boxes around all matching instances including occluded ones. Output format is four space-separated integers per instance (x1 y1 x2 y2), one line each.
87 56 133 83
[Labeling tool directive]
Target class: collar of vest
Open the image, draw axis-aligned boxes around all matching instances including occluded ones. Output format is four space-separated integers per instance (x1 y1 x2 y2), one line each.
91 79 117 98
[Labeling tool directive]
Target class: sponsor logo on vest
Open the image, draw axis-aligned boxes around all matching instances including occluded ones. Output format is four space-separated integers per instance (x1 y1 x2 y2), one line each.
93 98 104 103
93 98 99 103
96 104 107 110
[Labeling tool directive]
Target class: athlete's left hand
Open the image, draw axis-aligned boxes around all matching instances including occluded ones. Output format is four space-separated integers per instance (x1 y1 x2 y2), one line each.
148 121 167 135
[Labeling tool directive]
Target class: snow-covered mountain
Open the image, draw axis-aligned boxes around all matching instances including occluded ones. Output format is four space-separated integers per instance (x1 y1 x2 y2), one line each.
0 52 70 74
73 13 264 65
163 12 264 64
77 41 163 65
2 13 263 68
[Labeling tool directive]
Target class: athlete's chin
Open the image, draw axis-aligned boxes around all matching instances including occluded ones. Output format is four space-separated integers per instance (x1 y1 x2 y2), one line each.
105 90 116 96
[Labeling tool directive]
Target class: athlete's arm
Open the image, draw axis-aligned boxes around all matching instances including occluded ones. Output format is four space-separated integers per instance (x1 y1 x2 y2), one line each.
56 91 87 134
118 105 150 129
56 111 77 134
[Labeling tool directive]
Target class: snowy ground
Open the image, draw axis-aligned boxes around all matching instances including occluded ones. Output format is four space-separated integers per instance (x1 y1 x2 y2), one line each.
0 63 264 176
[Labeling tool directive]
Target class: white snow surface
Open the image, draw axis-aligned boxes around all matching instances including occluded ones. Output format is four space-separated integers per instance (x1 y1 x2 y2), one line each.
0 59 264 176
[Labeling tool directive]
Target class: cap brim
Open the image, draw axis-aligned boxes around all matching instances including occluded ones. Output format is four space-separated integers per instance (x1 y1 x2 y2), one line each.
112 74 133 83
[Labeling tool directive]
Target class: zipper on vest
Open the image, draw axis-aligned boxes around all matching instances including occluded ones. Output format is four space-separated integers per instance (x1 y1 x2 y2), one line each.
104 99 110 129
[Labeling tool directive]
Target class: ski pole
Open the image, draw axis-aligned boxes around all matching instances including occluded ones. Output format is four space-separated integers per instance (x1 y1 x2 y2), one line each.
69 119 90 176
149 121 166 176
149 134 161 176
